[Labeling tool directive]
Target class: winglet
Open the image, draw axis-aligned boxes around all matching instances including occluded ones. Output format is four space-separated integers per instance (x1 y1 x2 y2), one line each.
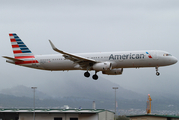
49 40 57 50
49 40 65 54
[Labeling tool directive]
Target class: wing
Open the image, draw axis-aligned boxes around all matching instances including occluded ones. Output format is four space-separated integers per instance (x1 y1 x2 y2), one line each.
49 40 97 69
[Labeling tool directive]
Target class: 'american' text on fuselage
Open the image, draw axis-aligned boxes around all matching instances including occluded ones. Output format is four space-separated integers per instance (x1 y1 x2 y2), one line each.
109 53 145 60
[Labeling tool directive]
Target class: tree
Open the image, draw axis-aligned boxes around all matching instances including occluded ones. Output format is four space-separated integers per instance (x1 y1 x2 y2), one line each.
116 115 129 120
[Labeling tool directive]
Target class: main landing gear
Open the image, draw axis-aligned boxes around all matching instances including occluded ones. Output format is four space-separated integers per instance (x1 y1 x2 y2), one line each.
84 71 90 77
84 71 98 80
92 71 98 80
155 66 160 76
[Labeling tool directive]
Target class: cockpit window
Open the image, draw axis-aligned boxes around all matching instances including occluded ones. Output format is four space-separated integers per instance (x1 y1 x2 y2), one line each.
163 53 172 56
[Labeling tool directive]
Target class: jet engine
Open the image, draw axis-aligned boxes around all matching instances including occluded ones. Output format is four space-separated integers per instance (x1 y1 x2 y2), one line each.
102 68 123 75
92 62 112 71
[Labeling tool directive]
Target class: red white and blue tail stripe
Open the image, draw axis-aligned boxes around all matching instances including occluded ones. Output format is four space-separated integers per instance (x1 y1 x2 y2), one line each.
9 33 35 59
9 33 38 65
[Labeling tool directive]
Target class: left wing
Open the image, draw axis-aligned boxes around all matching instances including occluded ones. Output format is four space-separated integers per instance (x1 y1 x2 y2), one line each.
49 40 97 69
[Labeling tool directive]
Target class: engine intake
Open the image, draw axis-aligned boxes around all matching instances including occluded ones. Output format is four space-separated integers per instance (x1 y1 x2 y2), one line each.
102 68 123 75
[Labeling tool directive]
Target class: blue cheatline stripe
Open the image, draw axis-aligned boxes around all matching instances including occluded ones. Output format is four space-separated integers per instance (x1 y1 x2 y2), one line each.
14 36 19 38
19 45 27 47
20 48 29 50
17 42 24 44
15 38 22 42
22 51 32 53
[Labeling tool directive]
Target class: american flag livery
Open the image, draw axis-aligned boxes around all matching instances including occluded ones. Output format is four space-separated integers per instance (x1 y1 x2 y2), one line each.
146 52 152 58
9 33 38 65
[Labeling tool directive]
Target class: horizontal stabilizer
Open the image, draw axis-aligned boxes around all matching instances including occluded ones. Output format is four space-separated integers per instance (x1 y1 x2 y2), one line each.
2 56 24 62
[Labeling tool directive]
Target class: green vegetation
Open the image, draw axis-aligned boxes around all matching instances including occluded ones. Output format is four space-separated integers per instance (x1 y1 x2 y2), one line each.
116 115 129 120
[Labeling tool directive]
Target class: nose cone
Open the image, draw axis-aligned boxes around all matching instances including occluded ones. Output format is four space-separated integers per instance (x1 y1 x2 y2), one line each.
172 57 178 64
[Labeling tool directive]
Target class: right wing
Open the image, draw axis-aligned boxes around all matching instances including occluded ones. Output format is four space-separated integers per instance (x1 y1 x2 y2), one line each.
49 40 97 69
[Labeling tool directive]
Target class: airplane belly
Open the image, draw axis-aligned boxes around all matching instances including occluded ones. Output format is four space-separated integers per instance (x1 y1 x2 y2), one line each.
40 60 76 71
114 59 158 68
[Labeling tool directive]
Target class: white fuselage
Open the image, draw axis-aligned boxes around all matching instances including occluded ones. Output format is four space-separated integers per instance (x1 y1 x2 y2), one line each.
25 50 177 71
6 33 177 80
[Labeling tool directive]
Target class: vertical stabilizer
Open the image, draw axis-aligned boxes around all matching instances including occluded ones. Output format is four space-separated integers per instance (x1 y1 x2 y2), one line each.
9 33 35 59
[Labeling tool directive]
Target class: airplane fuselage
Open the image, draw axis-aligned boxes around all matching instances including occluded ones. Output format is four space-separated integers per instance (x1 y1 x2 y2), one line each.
9 50 176 71
4 33 178 80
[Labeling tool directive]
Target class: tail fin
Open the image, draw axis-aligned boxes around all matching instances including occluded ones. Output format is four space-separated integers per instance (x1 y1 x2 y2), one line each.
9 33 35 59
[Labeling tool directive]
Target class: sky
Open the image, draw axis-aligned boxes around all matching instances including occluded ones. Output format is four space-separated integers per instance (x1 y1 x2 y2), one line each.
0 0 179 97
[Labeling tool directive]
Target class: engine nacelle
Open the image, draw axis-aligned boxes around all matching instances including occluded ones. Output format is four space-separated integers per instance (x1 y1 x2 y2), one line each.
92 62 112 71
102 68 123 75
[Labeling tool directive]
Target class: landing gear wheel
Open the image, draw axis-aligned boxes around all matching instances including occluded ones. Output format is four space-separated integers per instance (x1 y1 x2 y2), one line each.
84 71 90 77
156 72 160 76
155 66 160 76
92 74 98 80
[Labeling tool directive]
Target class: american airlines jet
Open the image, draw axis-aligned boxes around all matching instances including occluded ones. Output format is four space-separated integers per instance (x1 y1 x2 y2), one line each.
3 33 178 80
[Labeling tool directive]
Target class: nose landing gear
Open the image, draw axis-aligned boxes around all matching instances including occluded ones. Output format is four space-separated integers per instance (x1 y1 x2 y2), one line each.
155 66 160 76
156 72 160 76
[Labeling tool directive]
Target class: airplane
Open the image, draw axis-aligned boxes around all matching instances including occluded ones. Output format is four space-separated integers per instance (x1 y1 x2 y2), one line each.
3 33 178 80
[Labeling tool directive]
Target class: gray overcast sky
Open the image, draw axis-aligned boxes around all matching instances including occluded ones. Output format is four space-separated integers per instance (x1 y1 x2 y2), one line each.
0 0 179 96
